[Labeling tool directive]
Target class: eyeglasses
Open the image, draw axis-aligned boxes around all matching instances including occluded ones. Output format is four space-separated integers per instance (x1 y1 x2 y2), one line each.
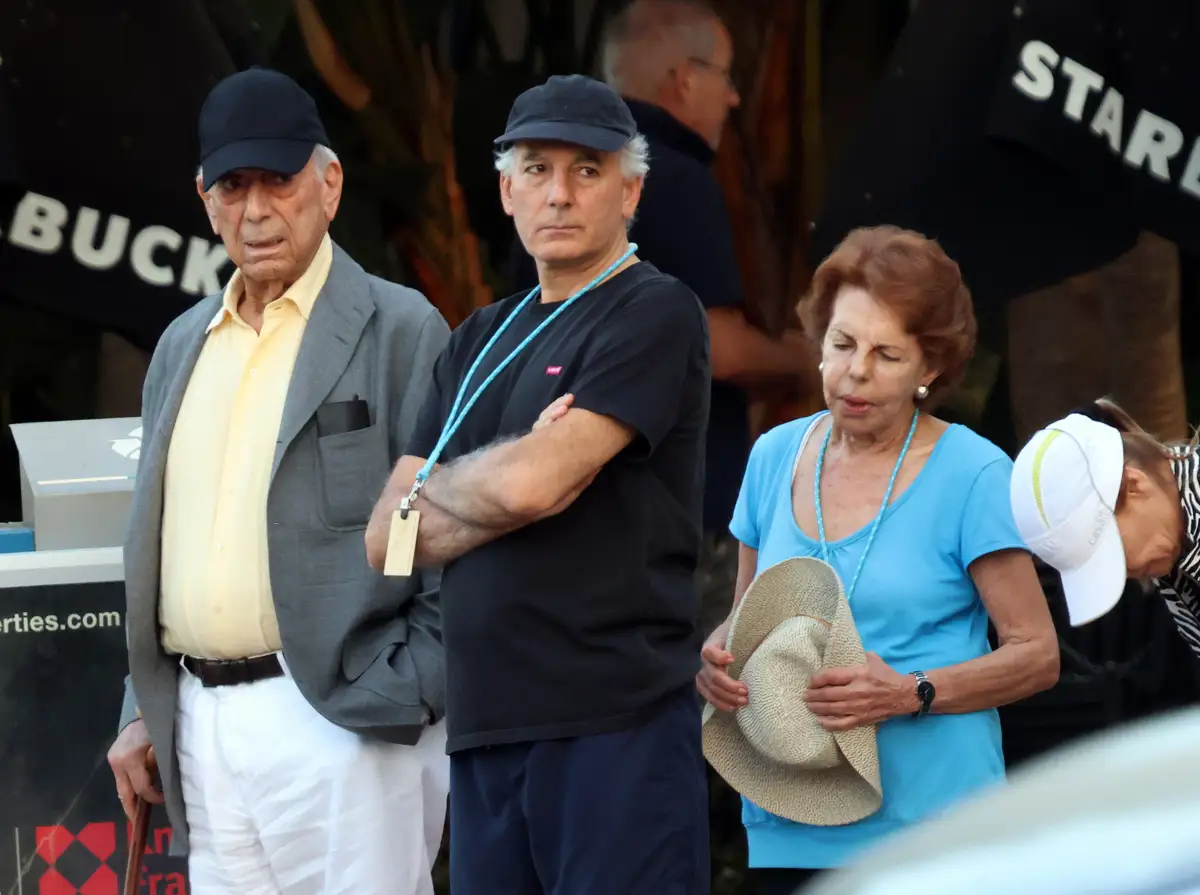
688 57 736 91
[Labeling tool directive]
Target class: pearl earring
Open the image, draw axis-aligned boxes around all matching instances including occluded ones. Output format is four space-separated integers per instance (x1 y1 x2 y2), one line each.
915 384 930 400
818 362 825 372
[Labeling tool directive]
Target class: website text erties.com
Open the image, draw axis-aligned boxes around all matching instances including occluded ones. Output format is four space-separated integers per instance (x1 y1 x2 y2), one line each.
0 610 122 634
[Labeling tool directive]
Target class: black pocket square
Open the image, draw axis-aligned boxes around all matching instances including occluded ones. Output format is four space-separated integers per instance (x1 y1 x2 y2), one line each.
316 399 370 436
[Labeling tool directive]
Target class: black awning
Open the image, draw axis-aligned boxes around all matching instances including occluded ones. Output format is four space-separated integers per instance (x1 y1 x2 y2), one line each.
987 0 1200 249
812 0 1198 316
0 0 261 350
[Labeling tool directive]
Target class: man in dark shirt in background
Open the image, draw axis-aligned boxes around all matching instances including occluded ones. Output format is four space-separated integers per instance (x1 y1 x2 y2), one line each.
511 0 819 639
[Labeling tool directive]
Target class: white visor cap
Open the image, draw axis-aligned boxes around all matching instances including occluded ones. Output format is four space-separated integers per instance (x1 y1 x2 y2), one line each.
1010 413 1126 626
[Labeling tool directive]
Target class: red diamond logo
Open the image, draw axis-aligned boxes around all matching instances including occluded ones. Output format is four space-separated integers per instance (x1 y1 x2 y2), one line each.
34 827 74 866
76 823 116 861
37 866 77 895
80 864 117 895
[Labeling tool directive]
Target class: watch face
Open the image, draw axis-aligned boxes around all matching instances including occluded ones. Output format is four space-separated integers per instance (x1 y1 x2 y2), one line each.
917 680 935 702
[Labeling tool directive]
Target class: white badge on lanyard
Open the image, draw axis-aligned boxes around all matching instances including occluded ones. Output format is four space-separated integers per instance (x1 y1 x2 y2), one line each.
384 509 421 577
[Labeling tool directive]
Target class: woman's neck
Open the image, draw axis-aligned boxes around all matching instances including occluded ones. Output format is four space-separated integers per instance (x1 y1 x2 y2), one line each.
1165 455 1189 551
829 409 918 458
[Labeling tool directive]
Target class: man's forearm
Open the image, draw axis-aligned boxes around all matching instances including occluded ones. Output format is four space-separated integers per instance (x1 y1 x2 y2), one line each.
399 413 612 567
367 479 510 569
420 437 540 528
413 499 517 567
724 330 819 384
368 440 551 571
709 309 820 385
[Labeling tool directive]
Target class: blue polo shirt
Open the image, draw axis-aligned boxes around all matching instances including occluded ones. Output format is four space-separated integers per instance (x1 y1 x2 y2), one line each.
730 413 1025 868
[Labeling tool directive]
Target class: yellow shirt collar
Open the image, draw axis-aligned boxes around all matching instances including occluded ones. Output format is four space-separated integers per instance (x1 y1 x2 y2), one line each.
206 233 333 333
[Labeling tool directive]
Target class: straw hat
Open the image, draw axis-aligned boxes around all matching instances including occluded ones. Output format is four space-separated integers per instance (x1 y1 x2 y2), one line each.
702 556 883 826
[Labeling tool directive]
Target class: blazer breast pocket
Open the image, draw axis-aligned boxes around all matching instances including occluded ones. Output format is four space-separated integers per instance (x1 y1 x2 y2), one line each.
316 398 370 437
315 422 389 531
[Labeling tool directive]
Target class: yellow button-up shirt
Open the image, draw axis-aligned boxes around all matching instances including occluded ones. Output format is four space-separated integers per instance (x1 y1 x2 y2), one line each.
158 234 333 659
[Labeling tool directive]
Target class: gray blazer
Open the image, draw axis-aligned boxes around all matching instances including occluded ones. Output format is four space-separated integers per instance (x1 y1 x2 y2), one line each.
117 243 451 855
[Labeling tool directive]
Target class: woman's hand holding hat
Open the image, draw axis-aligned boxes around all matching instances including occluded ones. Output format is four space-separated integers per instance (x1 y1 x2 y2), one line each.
702 558 885 826
697 619 747 712
804 652 917 732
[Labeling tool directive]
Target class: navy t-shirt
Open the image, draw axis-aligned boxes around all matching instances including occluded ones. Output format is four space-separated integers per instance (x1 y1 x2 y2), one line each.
407 261 711 752
510 99 749 534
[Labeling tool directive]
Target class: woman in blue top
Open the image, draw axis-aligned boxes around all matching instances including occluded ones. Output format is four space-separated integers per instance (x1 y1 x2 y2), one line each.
696 226 1061 895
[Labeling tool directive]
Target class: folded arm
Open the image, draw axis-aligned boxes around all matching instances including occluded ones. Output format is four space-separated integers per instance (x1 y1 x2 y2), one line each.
366 457 490 569
422 407 632 525
366 407 634 569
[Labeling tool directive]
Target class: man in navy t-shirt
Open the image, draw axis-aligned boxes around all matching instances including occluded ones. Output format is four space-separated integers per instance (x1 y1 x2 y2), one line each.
367 74 711 895
510 0 821 642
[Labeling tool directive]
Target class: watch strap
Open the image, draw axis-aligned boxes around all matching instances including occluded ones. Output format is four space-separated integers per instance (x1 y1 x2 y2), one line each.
913 670 934 717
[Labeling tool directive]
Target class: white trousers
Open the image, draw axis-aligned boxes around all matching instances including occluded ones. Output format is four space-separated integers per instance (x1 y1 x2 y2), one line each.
176 660 449 895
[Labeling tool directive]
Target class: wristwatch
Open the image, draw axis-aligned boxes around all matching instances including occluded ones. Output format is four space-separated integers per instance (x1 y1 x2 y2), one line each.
912 670 935 717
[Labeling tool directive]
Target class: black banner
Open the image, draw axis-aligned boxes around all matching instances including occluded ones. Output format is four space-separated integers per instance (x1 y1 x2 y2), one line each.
811 0 1200 318
810 0 1141 322
0 581 189 895
0 0 258 351
987 0 1200 252
0 181 232 353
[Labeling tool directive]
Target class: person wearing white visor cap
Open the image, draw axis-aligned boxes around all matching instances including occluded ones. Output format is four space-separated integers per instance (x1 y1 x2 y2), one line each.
1011 399 1196 642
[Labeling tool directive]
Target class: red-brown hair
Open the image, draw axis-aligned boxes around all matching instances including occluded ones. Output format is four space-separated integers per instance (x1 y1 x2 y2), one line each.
799 225 977 404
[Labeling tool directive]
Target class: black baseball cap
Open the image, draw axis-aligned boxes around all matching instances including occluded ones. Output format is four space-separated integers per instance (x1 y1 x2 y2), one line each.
494 74 637 153
198 67 331 190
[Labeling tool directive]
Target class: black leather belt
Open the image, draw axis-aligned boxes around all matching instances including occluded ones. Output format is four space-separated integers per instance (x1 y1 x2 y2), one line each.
182 653 284 688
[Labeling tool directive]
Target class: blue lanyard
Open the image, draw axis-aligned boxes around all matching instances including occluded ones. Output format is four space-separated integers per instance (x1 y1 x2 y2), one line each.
813 409 918 600
400 243 638 517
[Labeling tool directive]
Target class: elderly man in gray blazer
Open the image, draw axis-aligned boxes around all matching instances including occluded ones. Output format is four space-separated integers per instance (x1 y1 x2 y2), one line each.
105 68 451 895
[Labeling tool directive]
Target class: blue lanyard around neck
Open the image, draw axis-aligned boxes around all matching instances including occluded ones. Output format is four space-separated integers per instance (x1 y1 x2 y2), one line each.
400 243 638 516
813 409 919 601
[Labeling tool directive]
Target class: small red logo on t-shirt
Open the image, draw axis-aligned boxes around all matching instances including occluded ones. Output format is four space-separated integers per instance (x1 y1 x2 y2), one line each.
546 365 563 376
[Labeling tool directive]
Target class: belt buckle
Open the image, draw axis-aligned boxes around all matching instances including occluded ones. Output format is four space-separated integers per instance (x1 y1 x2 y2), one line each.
214 657 251 687
185 656 234 688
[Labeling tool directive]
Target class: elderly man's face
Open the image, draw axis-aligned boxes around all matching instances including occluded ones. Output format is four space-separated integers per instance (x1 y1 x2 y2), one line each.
198 156 342 284
500 142 642 269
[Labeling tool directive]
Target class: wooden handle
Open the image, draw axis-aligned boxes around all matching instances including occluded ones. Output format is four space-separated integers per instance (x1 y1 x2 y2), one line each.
123 747 157 895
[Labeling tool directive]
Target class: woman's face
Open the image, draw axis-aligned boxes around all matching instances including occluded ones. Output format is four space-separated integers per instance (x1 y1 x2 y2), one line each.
1114 465 1184 579
821 285 936 436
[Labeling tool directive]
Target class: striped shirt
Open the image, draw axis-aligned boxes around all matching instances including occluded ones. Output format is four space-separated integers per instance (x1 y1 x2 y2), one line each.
1159 450 1200 657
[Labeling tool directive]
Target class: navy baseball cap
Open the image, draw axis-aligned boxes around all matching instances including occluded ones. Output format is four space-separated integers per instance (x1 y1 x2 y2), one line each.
198 67 331 190
494 74 637 153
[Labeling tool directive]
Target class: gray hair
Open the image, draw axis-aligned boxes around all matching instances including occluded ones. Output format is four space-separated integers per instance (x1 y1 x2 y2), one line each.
493 134 651 180
197 144 339 185
601 0 720 96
